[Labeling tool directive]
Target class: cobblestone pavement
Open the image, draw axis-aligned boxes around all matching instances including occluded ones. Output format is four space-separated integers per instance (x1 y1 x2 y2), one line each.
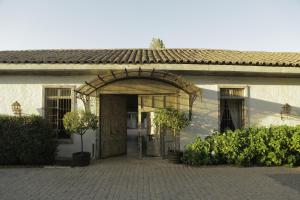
0 157 299 200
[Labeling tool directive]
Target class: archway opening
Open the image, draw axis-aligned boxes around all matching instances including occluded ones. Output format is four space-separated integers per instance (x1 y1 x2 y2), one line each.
75 69 201 159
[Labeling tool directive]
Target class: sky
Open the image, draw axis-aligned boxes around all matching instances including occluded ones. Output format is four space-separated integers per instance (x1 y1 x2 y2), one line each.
0 0 299 52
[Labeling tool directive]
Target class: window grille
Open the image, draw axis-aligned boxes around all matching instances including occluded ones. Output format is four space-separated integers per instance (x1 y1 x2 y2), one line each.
45 88 72 139
220 88 245 132
140 95 177 110
220 88 244 99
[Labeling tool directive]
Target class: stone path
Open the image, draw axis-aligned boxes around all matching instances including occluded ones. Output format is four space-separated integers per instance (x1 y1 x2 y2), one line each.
0 157 299 200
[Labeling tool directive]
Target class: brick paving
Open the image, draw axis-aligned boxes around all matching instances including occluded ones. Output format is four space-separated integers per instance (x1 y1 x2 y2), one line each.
0 157 299 200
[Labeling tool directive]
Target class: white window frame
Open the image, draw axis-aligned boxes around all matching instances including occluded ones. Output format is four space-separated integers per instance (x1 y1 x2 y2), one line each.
42 85 77 144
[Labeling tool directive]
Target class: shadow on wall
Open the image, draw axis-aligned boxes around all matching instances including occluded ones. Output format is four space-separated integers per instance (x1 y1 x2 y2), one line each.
181 88 300 148
29 81 300 150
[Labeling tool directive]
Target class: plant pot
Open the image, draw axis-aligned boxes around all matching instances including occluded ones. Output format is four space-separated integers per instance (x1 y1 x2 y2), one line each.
167 150 183 164
72 152 91 166
176 151 184 163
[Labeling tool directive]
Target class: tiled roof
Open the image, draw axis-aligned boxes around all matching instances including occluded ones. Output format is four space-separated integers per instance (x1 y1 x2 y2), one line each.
0 49 300 67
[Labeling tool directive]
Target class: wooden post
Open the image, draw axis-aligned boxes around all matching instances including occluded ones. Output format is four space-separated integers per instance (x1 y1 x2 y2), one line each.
96 91 101 159
138 110 142 159
160 126 165 158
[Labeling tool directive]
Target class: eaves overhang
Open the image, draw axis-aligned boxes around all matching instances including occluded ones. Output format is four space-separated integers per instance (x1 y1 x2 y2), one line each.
2 63 300 77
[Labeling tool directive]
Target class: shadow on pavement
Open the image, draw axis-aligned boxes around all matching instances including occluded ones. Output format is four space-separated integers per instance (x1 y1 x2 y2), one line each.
267 173 300 192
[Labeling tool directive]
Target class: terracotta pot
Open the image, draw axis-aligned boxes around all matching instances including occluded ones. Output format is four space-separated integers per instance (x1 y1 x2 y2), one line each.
167 150 183 164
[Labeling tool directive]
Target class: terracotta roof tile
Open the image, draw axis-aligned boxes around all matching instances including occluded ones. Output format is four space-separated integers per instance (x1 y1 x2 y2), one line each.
147 50 155 63
0 49 300 67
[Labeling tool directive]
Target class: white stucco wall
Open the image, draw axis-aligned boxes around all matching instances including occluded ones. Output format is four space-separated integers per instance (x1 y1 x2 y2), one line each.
0 75 97 158
180 75 300 148
1 74 300 156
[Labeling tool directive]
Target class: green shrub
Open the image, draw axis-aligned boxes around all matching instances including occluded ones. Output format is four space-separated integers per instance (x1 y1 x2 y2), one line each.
182 137 211 165
183 126 300 167
0 115 58 165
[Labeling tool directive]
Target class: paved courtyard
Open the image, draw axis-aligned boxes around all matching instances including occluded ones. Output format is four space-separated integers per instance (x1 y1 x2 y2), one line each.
0 157 299 200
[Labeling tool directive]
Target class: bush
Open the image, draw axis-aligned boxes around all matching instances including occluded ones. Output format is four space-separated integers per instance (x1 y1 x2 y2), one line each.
182 137 211 165
0 115 58 165
182 126 300 167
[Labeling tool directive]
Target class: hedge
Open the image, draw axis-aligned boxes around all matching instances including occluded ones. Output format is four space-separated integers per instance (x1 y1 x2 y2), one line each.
182 126 300 167
0 115 58 165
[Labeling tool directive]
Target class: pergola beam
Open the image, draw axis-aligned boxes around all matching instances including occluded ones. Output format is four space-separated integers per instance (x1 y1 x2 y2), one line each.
78 69 200 97
162 72 167 78
151 68 155 77
77 69 201 119
110 70 116 78
97 75 106 83
85 81 96 89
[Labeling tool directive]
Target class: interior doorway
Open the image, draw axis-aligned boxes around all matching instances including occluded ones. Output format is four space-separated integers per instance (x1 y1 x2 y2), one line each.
126 95 139 158
126 95 161 158
100 94 168 159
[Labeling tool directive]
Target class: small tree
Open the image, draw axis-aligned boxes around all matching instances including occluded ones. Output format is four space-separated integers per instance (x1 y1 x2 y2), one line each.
153 107 190 151
63 110 98 153
149 37 166 49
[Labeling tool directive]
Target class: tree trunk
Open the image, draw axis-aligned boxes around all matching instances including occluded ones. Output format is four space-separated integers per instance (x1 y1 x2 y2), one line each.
81 134 83 153
173 129 176 151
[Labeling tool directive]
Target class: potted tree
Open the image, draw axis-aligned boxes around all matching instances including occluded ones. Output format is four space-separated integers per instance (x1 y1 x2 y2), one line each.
63 110 98 166
153 107 190 163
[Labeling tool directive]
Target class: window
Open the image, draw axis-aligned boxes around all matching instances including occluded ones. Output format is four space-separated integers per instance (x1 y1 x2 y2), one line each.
45 88 73 139
220 88 245 132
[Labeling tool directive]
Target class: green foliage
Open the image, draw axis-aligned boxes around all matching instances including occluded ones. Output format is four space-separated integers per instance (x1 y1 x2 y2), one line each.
63 110 98 153
153 107 190 151
182 137 211 165
149 37 165 49
63 110 98 136
291 126 300 153
182 126 300 167
153 107 190 133
0 115 58 165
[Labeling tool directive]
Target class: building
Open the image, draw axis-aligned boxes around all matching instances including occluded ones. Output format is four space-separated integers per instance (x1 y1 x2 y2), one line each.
1 49 300 159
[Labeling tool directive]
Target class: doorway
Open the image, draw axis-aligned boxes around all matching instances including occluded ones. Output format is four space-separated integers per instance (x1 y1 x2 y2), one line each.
126 95 139 157
76 69 201 160
125 95 162 158
100 94 171 159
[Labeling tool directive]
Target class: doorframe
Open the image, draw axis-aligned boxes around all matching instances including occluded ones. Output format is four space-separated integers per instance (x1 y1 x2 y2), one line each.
95 93 182 160
96 91 101 159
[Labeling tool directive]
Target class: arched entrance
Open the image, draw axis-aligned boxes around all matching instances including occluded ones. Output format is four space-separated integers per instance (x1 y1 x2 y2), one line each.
75 68 201 159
